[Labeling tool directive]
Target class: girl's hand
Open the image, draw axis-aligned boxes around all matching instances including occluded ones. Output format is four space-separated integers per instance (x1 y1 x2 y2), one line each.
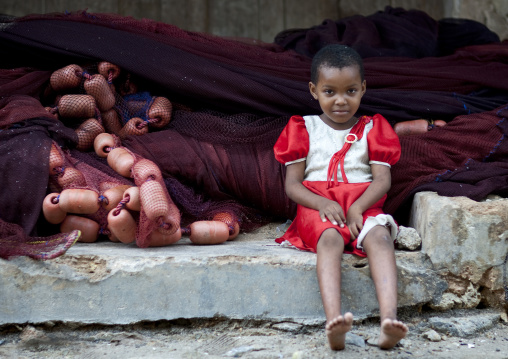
318 198 346 228
346 204 363 240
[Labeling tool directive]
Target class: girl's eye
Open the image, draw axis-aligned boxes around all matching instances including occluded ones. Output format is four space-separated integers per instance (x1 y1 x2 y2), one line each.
348 89 357 94
324 89 333 95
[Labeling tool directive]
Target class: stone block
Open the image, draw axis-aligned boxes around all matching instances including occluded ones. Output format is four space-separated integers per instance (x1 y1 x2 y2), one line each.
429 312 501 337
409 192 508 284
410 191 508 308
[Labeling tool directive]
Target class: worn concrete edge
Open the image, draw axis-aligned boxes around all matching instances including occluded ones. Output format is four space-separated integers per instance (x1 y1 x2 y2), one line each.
0 236 444 326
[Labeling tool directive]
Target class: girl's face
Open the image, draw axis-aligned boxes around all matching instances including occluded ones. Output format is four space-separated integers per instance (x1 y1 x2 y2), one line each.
309 65 366 130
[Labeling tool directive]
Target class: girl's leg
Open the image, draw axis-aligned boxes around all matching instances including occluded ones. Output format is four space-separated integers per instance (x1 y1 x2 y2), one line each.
316 228 353 350
362 225 408 349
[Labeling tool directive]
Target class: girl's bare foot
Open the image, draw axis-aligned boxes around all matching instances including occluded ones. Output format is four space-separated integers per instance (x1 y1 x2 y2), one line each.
378 318 408 349
325 312 353 350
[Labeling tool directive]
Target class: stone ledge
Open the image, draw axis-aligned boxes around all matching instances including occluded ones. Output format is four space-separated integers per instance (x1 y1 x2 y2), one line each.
0 225 444 326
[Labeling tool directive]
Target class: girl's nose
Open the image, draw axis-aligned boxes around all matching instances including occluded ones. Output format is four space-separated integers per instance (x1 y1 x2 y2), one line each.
335 95 346 105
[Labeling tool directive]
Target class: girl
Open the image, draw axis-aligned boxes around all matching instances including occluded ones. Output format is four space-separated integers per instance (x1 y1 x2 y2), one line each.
274 44 408 350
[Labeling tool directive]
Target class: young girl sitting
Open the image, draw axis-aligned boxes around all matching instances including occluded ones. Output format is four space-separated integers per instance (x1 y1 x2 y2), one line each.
274 44 408 350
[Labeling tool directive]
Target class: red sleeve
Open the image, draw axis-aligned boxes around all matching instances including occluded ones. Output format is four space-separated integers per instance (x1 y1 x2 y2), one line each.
273 115 309 165
367 114 401 166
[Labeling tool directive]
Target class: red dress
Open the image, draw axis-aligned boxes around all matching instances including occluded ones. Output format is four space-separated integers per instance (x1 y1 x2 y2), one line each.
273 114 401 257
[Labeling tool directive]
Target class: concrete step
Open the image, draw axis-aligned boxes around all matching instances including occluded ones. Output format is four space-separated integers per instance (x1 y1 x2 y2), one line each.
0 227 442 326
1 192 506 326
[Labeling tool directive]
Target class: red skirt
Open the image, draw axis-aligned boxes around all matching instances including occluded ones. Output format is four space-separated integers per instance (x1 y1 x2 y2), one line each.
275 181 387 257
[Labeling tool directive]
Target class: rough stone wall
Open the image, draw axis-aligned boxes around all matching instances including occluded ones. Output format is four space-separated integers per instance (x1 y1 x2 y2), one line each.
451 0 508 41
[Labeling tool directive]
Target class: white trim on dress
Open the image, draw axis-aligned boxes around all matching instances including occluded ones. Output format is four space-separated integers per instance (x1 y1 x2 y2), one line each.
369 160 391 167
356 214 398 250
285 157 306 166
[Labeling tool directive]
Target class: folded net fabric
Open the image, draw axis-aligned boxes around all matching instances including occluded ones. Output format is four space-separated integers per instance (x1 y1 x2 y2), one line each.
387 105 508 223
1 9 508 121
1 7 508 258
274 6 500 58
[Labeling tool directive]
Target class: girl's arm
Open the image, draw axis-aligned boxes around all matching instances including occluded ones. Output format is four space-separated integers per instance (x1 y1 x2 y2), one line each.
285 161 346 227
347 163 391 239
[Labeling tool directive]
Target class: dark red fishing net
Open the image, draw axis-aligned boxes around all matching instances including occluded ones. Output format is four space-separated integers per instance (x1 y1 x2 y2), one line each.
1 7 508 259
274 7 500 58
387 104 508 223
2 9 508 121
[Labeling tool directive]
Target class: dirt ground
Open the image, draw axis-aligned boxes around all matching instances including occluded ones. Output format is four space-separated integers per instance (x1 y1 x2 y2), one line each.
1 307 507 359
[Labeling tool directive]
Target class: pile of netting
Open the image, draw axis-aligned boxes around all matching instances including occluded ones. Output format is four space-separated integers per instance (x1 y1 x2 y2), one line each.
1 62 252 259
2 6 508 259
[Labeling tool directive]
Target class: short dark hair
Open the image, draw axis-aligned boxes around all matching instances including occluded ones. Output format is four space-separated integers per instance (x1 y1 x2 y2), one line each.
310 44 364 84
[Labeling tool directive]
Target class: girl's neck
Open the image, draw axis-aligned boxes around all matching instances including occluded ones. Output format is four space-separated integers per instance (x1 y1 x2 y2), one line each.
319 114 359 131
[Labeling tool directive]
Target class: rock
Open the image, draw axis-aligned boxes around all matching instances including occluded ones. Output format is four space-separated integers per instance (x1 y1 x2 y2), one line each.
443 274 471 296
398 338 410 347
480 287 506 308
19 325 49 343
478 266 503 290
394 252 447 308
346 333 366 347
501 311 508 322
396 226 421 250
366 337 378 346
430 282 481 310
423 329 442 342
272 322 302 332
225 345 254 357
429 313 500 337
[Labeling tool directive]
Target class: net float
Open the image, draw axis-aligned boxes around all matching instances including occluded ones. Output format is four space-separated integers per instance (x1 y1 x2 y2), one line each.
60 215 100 243
50 64 83 92
58 188 100 214
107 147 135 178
42 192 67 224
123 186 141 211
56 167 87 189
107 208 137 244
57 94 96 118
94 132 116 158
132 158 163 183
148 227 181 247
213 212 240 240
101 108 123 135
75 118 105 151
147 96 172 128
49 142 64 175
189 220 229 245
84 73 116 112
139 180 170 222
101 185 132 211
98 61 121 82
119 117 148 139
394 119 447 137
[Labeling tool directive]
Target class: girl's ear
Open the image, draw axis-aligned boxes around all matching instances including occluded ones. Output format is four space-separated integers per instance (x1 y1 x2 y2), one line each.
361 80 367 96
309 82 318 99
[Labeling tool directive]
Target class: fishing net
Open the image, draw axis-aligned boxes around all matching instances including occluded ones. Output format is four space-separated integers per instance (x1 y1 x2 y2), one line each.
1 7 508 259
26 62 185 249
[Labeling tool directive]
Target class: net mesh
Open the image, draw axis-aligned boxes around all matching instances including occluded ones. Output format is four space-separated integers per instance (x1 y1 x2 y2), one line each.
1 7 508 258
